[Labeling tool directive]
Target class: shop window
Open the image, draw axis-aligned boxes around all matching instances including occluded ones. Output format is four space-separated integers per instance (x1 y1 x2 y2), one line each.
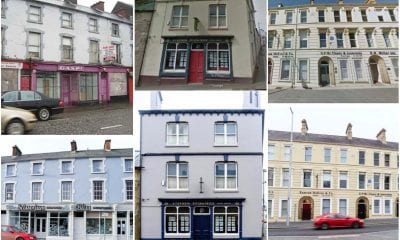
89 18 98 33
31 182 42 201
28 5 42 23
111 23 119 37
92 180 104 201
163 43 188 72
5 183 14 201
268 167 274 186
215 162 237 190
89 40 100 63
31 162 43 175
28 32 41 58
61 12 72 28
10 212 29 233
206 42 230 74
49 212 69 236
214 206 238 234
339 199 347 215
60 160 73 174
171 5 189 28
165 207 190 234
61 181 72 201
124 158 133 172
5 164 16 177
209 4 226 28
373 199 380 214
61 36 73 61
166 122 189 145
80 73 98 102
125 179 133 201
166 162 188 190
214 122 237 145
37 72 60 98
86 212 112 234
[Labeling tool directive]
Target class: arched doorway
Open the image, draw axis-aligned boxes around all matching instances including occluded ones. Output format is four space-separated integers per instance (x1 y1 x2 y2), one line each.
318 57 335 87
356 197 369 219
268 58 273 84
369 55 390 84
298 196 314 220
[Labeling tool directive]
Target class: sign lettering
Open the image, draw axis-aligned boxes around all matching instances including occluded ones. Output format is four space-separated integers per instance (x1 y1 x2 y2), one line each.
58 65 84 71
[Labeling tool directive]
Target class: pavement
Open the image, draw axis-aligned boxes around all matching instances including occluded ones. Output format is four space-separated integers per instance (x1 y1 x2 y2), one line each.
268 218 398 229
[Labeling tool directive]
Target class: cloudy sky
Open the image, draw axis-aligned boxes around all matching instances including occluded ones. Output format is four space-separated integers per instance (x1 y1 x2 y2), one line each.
268 0 398 8
78 0 132 12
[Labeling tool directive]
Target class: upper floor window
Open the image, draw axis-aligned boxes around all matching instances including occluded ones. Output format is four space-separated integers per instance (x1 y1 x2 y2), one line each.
61 36 73 61
61 181 72 201
5 164 16 177
214 122 237 145
361 10 367 22
209 4 226 28
89 40 100 63
366 31 374 47
171 5 188 28
299 30 308 48
268 167 274 186
61 12 72 28
336 31 344 48
214 206 239 234
303 170 312 187
124 158 133 172
164 42 188 72
112 43 121 64
165 207 190 234
91 159 105 173
5 183 15 201
281 60 290 80
284 145 291 160
374 152 380 166
282 168 289 187
92 180 104 201
300 10 307 23
1 0 6 18
32 162 43 175
384 154 390 167
383 31 392 47
167 162 188 190
334 10 340 22
323 170 331 188
284 31 292 48
346 10 352 22
304 146 312 161
270 13 276 24
31 182 42 201
384 174 390 190
349 32 357 47
374 173 380 189
378 15 384 22
359 151 365 165
359 172 366 189
339 171 348 188
324 148 331 163
207 42 230 74
318 10 325 22
61 160 73 174
268 32 274 48
28 5 42 23
89 18 98 33
319 31 327 48
268 144 275 160
215 162 237 190
28 32 41 58
388 9 396 21
125 179 133 200
167 122 189 146
286 12 293 24
111 23 119 37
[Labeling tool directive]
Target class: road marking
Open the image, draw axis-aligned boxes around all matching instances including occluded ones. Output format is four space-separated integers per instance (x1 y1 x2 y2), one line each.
100 125 123 130
318 235 360 239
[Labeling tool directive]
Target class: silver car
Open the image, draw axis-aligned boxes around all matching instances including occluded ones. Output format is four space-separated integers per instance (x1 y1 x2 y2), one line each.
1 107 37 134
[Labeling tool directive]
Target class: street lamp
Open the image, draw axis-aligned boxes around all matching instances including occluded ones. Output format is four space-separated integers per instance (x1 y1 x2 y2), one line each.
287 107 294 227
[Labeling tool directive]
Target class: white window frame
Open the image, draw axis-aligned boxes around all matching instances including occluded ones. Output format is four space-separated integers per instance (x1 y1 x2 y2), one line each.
283 31 292 49
281 168 290 188
373 173 381 190
167 162 189 191
4 181 16 203
30 180 44 203
320 198 332 215
279 199 290 218
358 172 366 190
61 12 73 29
123 158 133 172
268 199 274 218
212 206 239 236
31 160 44 176
383 31 392 47
268 167 274 187
300 10 307 23
27 4 42 23
322 170 332 189
206 42 230 74
28 31 42 59
280 59 291 80
171 5 189 28
284 145 291 161
319 31 327 48
214 122 238 146
90 158 105 174
286 11 293 24
303 169 312 188
59 159 74 174
268 144 275 160
338 171 348 189
166 122 189 146
88 17 98 33
384 198 392 215
214 162 238 191
5 163 17 177
339 59 349 80
373 198 381 215
270 12 276 24
366 31 374 47
298 59 308 81
304 146 312 162
165 206 191 237
90 178 107 202
324 148 331 163
340 149 347 164
59 179 74 202
209 4 227 28
111 23 120 37
337 198 348 216
123 178 133 202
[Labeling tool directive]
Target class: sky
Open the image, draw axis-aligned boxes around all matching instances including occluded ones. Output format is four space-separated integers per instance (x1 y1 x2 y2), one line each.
268 104 399 142
78 0 132 12
268 0 398 8
254 0 267 30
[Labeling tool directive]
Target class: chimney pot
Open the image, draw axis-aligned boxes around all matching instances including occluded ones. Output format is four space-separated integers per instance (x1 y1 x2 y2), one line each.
104 139 111 152
71 140 77 152
376 128 387 144
12 145 22 157
301 119 308 135
345 123 352 140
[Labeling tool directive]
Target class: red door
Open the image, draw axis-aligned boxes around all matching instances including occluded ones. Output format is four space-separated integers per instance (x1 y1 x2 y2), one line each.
61 74 71 106
20 76 30 90
302 203 311 220
189 50 204 83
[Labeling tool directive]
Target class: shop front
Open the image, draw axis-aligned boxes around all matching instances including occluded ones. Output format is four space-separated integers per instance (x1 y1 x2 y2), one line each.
1 61 23 91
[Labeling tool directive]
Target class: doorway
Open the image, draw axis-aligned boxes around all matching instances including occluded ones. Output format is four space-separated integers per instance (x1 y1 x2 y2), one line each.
356 197 369 219
268 59 273 84
192 207 211 240
298 196 314 220
61 73 72 106
318 57 335 87
34 217 46 239
189 43 204 84
369 55 390 84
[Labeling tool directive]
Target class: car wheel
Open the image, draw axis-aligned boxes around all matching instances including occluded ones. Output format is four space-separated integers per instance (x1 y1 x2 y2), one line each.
352 222 360 229
321 223 329 230
16 237 24 240
38 107 50 121
5 119 25 135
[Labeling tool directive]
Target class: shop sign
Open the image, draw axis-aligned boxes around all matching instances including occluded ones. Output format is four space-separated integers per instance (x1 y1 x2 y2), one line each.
1 62 22 69
164 201 241 206
58 65 84 71
18 204 46 211
268 52 294 57
102 45 116 61
369 51 398 56
320 51 362 56
75 204 91 211
359 192 392 197
300 191 333 196
92 206 113 211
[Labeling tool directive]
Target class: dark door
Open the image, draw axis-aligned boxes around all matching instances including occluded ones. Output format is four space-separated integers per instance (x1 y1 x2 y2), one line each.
61 74 71 106
192 207 211 240
396 199 399 217
189 43 204 83
357 203 366 219
302 203 311 220
370 61 379 83
320 62 330 86
268 60 272 84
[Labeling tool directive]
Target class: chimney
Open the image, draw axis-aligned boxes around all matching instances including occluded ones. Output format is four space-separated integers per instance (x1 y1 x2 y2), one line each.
376 128 387 144
345 123 352 140
104 139 111 152
12 145 22 157
310 0 315 5
150 91 163 109
71 140 77 152
337 0 344 4
91 1 104 11
301 119 308 135
243 91 260 109
277 3 284 8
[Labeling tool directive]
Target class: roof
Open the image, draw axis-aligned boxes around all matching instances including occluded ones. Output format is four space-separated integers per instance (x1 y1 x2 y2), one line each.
269 2 398 10
135 0 155 11
2 148 133 163
269 130 398 150
111 1 133 19
139 109 265 116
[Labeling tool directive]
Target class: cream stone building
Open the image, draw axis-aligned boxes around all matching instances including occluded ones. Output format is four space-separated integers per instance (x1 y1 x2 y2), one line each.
268 120 399 222
268 0 399 88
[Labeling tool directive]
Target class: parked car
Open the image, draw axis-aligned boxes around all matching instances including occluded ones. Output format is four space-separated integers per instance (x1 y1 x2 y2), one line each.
1 225 37 240
1 107 37 134
1 90 64 121
314 213 364 230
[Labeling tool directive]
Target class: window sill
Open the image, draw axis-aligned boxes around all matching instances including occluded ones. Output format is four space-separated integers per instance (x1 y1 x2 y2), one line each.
91 172 106 174
31 174 44 176
164 233 190 238
168 27 189 31
165 145 189 148
213 144 238 147
61 26 73 30
27 20 42 24
214 189 238 193
213 233 239 238
60 173 74 175
5 175 16 178
166 190 190 193
208 27 228 31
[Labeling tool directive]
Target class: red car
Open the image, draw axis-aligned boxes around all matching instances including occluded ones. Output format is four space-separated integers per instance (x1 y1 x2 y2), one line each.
1 225 37 240
314 213 364 230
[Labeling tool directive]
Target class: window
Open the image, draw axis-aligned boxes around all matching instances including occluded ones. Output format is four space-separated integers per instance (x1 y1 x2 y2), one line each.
86 212 112 234
37 72 59 98
374 173 380 190
32 162 43 175
374 152 380 166
214 207 238 234
91 159 104 173
89 40 99 63
268 200 273 218
280 60 290 80
171 6 189 28
300 10 307 23
391 58 399 77
282 168 289 187
1 27 4 56
361 10 367 22
112 43 121 63
268 168 274 186
373 199 380 214
167 162 188 190
323 171 331 188
5 183 14 201
215 162 237 190
319 31 327 48
61 12 72 28
384 199 391 214
359 172 366 189
334 10 340 22
299 30 308 48
166 207 190 234
111 23 119 37
206 42 230 73
92 180 104 201
384 154 390 167
286 12 293 24
89 18 98 33
214 122 237 145
268 32 274 48
209 4 226 28
304 146 312 161
61 181 72 201
284 145 291 160
349 32 356 47
340 60 348 80
336 32 344 48
280 200 288 217
303 170 311 188
353 59 363 80
322 199 330 214
125 180 133 200
284 31 292 48
268 144 275 160
167 122 189 145
346 10 352 22
28 32 41 58
31 182 42 201
1 0 5 18
164 43 187 72
79 73 98 101
359 151 365 165
49 212 69 236
384 175 390 190
339 171 348 188
61 36 73 61
270 13 276 24
28 5 41 23
383 31 391 47
124 159 133 172
20 91 41 101
340 149 347 163
318 10 325 22
6 164 16 177
339 199 347 215
389 9 396 21
299 60 308 81
324 148 331 163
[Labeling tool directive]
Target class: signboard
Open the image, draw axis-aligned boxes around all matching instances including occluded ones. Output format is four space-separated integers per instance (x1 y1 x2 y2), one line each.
359 192 393 197
58 65 84 71
102 45 116 61
18 204 46 211
164 201 241 206
320 51 363 56
1 62 22 69
268 52 294 58
74 204 91 211
300 190 333 196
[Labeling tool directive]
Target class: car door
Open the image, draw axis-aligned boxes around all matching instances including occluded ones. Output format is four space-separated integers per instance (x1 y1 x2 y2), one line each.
19 91 39 111
1 226 13 240
1 91 19 108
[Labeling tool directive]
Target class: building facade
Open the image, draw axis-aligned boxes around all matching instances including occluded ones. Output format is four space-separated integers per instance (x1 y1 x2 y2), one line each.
268 0 399 88
1 0 133 105
138 0 260 87
140 109 264 239
1 141 133 240
268 121 399 223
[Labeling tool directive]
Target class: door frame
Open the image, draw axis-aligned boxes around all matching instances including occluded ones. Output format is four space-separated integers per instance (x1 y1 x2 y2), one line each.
34 217 47 238
188 43 205 84
356 196 369 219
298 196 314 220
318 56 335 87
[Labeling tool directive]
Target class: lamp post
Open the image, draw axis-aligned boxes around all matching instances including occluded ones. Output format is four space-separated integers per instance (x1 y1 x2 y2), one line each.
287 107 294 227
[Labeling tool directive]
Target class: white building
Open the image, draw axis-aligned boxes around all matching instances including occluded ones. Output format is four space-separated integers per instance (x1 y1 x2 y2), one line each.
268 0 399 88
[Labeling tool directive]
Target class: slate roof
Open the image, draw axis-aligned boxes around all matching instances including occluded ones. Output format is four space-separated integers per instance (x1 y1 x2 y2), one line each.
2 148 133 163
269 130 398 150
